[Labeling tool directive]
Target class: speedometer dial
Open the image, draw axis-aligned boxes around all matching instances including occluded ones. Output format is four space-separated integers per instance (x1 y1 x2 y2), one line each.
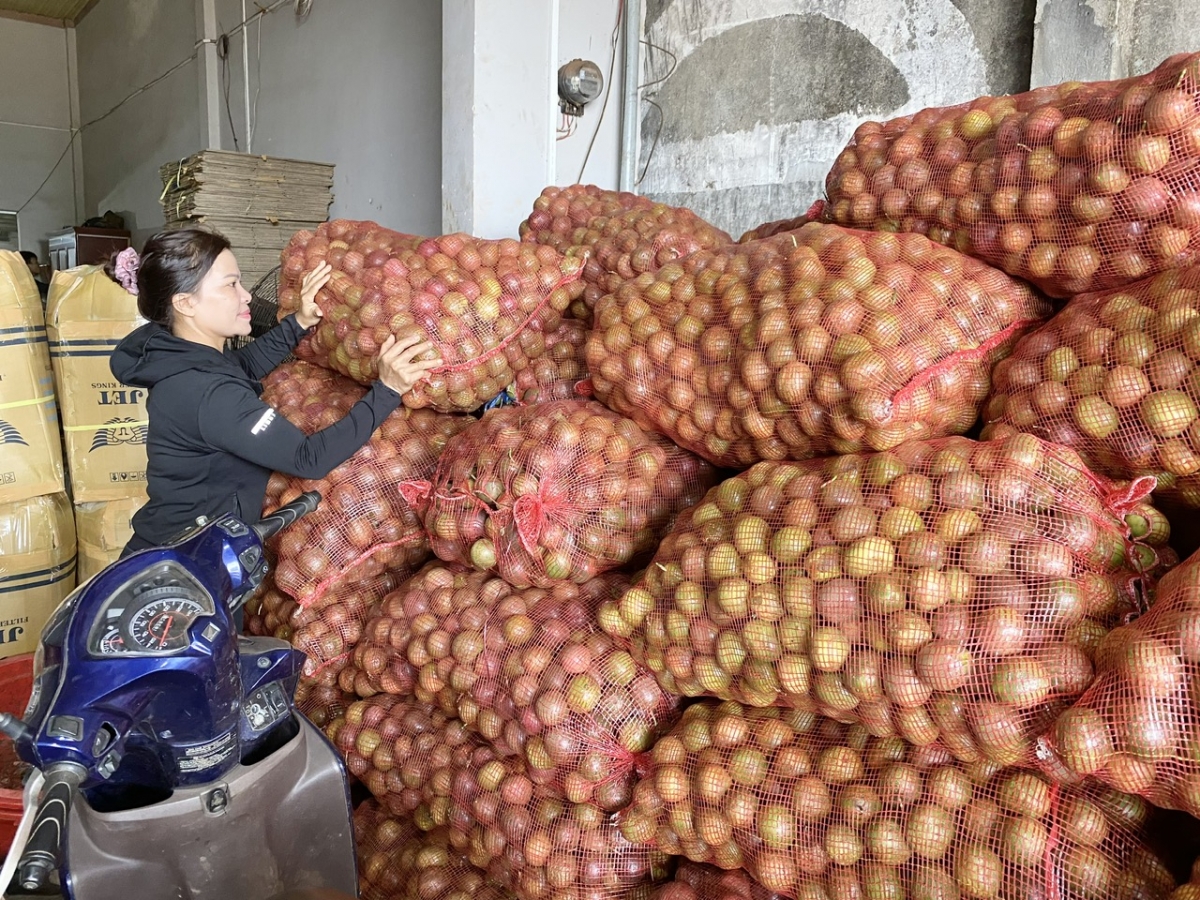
124 597 207 652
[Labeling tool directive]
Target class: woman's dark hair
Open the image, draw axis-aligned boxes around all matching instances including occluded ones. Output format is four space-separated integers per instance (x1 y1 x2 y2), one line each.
104 229 231 328
18 250 37 265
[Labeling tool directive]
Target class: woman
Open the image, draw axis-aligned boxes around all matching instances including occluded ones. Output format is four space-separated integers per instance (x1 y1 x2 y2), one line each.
109 228 440 556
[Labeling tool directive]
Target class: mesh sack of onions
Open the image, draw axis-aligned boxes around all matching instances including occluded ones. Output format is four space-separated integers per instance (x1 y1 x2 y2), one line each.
1037 546 1200 818
277 220 582 412
294 675 354 730
618 700 1178 900
599 433 1175 767
248 563 409 682
586 223 1050 469
260 361 470 604
983 267 1200 507
329 694 671 900
653 861 787 900
519 185 654 253
348 561 678 811
520 186 731 321
737 204 827 245
1172 864 1200 900
409 399 716 588
354 799 514 900
513 318 593 404
824 52 1200 299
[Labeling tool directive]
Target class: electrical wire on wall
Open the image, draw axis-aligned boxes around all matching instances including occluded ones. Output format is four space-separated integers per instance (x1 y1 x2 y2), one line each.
635 38 677 187
218 33 240 151
17 0 298 215
576 0 624 182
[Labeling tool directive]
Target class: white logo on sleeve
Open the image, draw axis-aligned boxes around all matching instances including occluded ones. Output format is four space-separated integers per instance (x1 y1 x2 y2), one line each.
251 409 277 436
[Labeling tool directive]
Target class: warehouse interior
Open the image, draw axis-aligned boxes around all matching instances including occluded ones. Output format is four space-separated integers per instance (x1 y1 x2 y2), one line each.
1 1 1200 898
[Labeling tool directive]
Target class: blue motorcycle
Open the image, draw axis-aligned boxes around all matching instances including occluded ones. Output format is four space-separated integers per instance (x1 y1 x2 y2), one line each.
0 492 359 899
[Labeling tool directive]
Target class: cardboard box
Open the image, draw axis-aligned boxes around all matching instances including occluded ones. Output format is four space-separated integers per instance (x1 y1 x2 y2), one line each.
0 492 76 659
0 252 65 504
46 266 148 502
75 495 146 582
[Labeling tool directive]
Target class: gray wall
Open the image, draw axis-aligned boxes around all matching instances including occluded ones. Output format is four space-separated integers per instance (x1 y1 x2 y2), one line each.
216 0 443 234
637 0 1037 238
76 0 201 247
1032 0 1200 86
0 17 81 259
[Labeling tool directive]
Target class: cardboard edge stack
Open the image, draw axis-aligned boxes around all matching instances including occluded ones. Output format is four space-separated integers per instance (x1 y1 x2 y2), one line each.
159 149 335 290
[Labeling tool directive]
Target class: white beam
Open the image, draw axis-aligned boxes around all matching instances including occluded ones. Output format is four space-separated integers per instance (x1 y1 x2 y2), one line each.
442 0 557 238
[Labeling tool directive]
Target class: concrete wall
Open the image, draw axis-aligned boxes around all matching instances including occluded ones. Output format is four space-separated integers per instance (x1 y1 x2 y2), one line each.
554 0 624 190
1032 0 1200 87
637 0 1037 238
76 0 201 247
0 17 82 259
216 0 443 235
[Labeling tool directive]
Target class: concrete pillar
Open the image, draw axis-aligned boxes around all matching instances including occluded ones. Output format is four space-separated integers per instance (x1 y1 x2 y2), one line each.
195 0 221 150
64 26 85 223
1032 0 1200 87
442 0 558 238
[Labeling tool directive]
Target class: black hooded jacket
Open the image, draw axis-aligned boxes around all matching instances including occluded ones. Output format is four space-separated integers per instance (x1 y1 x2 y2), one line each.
110 315 401 548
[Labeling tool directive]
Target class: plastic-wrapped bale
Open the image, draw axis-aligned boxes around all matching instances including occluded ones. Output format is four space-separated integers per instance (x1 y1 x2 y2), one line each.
586 223 1050 469
513 319 592 404
1038 546 1200 818
653 861 787 900
520 186 731 321
983 266 1200 507
824 52 1200 299
329 694 671 900
260 361 471 604
410 399 716 588
599 434 1175 767
354 799 514 900
349 561 678 811
619 700 1178 900
278 220 582 412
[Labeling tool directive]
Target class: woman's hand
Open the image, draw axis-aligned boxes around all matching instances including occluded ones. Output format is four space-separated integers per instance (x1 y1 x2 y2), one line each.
376 333 442 396
295 262 332 329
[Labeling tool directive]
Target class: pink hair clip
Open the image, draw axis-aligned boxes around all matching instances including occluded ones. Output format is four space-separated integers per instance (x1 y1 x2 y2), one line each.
114 247 140 296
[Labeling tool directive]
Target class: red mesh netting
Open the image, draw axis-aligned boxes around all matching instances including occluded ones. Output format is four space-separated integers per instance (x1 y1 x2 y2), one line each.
278 220 582 412
354 799 515 900
653 861 786 900
619 700 1178 900
329 694 671 900
599 434 1174 768
823 52 1200 299
413 399 716 588
519 185 655 253
295 675 355 730
982 267 1200 507
1174 867 1200 900
1037 546 1200 817
513 319 593 404
348 561 679 811
585 223 1050 469
260 361 469 603
737 205 827 245
520 186 732 321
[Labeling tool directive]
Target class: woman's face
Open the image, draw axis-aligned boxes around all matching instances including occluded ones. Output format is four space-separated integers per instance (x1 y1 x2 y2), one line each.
179 249 252 340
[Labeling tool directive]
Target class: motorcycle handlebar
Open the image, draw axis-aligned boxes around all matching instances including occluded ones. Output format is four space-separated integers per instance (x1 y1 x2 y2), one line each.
17 765 84 891
252 491 321 542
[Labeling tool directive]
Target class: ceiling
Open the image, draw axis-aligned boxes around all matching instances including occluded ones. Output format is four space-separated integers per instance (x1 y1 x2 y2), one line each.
0 0 98 25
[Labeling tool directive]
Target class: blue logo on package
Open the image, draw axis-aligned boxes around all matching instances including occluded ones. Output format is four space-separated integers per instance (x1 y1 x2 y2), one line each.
91 418 149 451
0 419 26 446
